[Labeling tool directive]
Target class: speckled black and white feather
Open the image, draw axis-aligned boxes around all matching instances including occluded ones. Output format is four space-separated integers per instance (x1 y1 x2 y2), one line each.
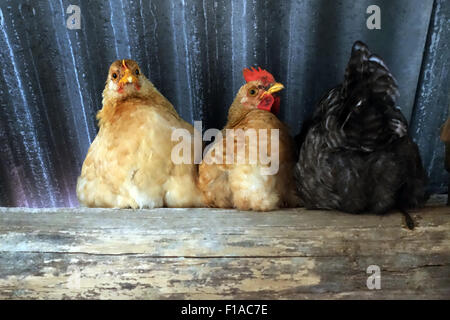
295 41 428 216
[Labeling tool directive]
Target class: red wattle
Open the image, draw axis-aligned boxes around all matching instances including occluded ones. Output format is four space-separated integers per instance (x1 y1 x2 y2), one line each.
271 96 280 114
257 94 274 112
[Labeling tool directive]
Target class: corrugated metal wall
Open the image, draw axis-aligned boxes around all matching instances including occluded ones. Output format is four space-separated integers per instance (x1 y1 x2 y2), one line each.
0 0 448 207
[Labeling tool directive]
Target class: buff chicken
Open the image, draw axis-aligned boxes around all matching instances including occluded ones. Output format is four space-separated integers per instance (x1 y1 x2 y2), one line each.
77 59 203 208
198 67 300 211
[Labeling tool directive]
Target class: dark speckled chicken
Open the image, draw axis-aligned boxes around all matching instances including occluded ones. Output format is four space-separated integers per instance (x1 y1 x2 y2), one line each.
295 41 428 229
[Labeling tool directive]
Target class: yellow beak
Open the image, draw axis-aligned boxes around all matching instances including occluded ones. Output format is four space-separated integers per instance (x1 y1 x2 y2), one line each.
118 60 138 85
266 82 284 94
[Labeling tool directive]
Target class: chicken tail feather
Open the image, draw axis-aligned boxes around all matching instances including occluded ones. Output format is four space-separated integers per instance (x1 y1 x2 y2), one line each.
342 41 399 109
399 207 415 230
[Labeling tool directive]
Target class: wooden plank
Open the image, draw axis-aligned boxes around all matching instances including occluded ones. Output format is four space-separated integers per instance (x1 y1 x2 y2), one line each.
0 196 449 299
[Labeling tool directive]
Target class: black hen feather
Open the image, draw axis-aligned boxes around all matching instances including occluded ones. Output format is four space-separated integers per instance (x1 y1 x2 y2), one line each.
295 41 428 228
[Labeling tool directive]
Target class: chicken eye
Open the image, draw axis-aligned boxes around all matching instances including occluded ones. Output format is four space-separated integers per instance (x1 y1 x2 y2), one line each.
135 69 140 75
248 87 258 97
112 73 118 79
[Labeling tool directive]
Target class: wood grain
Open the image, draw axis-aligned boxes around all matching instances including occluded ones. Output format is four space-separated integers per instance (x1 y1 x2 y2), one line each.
0 196 449 299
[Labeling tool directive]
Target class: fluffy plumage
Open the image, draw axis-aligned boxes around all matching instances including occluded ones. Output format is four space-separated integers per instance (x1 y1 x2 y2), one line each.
198 68 300 211
295 41 428 227
77 59 203 208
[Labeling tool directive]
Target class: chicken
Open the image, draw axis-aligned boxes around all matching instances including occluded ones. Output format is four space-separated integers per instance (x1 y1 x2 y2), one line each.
295 41 428 229
441 117 450 205
198 67 300 211
77 59 203 208
441 117 450 171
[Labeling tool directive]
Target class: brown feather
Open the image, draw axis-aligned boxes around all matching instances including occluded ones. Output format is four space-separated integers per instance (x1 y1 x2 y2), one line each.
77 60 204 208
441 117 450 143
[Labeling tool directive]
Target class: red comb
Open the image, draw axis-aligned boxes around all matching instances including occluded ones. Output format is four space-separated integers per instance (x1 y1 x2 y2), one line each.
243 67 275 85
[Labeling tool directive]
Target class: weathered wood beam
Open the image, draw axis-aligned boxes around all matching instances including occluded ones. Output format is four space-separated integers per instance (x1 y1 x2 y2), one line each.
0 197 449 299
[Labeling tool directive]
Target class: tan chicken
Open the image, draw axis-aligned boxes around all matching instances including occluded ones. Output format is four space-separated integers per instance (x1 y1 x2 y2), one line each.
198 67 300 211
441 116 450 172
441 116 450 205
77 59 203 208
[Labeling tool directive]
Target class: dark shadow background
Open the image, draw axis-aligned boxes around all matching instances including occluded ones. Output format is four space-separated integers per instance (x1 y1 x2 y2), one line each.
0 0 448 207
